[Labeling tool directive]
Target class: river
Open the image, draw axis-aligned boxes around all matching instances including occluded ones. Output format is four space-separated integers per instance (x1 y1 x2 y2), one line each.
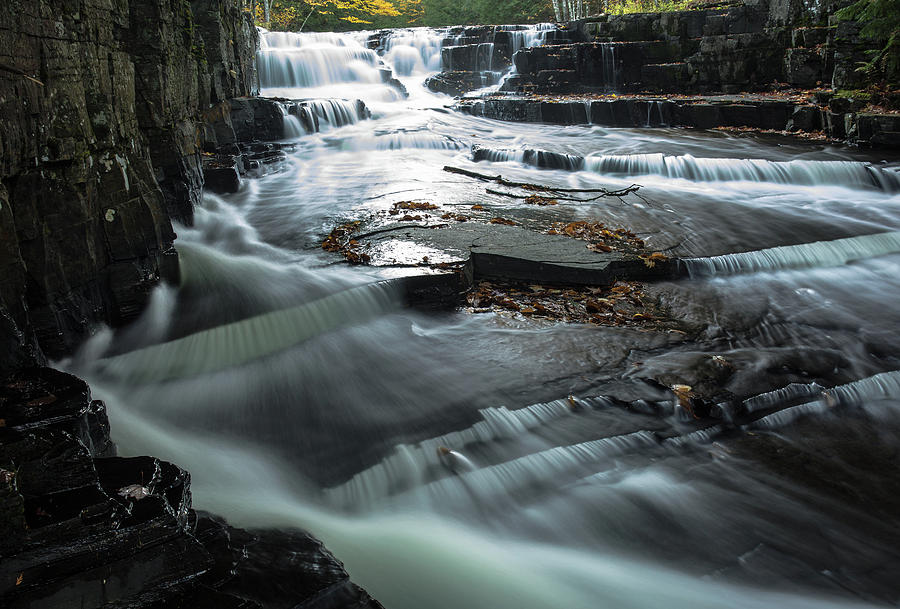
66 26 900 609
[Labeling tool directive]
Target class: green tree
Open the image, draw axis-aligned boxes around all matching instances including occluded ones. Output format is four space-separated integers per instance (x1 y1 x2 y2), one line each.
836 0 900 82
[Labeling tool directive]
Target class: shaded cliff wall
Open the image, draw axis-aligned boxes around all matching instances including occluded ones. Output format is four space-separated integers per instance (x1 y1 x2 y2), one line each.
0 0 257 369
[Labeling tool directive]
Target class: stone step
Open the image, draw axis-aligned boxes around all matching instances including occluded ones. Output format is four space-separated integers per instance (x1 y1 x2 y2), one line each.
441 43 510 72
357 223 678 288
426 71 503 96
457 95 828 133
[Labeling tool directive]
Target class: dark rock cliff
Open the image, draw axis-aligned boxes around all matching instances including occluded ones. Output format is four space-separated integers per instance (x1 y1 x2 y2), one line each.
0 0 256 368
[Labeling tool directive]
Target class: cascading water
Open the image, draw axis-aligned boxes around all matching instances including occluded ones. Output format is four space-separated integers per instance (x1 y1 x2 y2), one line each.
383 28 444 75
258 30 383 88
68 24 900 609
499 23 555 57
600 42 620 92
586 153 900 191
683 231 900 276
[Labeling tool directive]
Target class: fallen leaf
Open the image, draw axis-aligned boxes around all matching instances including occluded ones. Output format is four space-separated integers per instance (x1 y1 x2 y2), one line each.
26 395 57 407
16 573 23 586
588 243 612 253
118 484 150 501
489 217 517 226
639 252 668 268
393 201 438 211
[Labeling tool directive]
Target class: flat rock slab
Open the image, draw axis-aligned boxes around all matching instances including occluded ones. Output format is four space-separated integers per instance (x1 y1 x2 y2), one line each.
363 223 677 286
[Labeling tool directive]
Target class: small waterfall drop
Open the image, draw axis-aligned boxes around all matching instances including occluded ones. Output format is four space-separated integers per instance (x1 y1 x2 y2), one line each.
472 146 585 171
683 231 900 276
258 30 384 88
586 153 900 190
382 28 445 75
600 42 620 92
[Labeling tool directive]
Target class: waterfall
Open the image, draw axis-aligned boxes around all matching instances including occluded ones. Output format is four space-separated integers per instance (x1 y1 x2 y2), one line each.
683 231 900 277
382 28 445 75
257 29 389 89
94 277 402 384
750 370 900 429
477 42 495 72
341 132 464 151
742 382 826 414
600 43 620 92
278 103 305 139
586 154 900 191
325 397 582 507
292 98 369 133
328 428 658 510
257 43 381 88
472 146 585 171
499 23 554 57
470 147 900 191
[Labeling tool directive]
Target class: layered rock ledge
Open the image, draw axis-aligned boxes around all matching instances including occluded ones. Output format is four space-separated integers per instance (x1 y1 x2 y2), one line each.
0 367 382 609
424 1 898 148
455 92 900 147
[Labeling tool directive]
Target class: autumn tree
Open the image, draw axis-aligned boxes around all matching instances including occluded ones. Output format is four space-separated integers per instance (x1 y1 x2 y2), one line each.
258 0 402 30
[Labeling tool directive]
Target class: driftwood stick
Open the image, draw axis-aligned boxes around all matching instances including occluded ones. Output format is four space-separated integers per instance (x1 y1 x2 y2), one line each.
0 64 44 86
443 166 641 197
485 188 526 199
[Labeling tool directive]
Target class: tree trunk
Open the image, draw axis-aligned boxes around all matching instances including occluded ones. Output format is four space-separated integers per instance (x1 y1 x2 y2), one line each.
263 0 270 23
551 0 562 21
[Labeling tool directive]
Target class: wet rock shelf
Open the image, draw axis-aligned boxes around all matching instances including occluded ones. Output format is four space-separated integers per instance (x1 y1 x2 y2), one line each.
0 368 382 609
455 94 900 147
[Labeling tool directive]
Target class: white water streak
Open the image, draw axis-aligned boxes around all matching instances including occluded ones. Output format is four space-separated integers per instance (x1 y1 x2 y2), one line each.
684 231 900 276
587 153 900 191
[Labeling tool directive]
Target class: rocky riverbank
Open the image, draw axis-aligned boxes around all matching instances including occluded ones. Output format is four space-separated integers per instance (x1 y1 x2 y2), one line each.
422 1 898 147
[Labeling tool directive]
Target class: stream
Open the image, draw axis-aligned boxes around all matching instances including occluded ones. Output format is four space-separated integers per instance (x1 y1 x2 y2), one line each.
66 26 900 609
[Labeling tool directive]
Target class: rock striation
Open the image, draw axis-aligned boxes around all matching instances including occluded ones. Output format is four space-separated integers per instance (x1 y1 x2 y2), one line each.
0 0 256 364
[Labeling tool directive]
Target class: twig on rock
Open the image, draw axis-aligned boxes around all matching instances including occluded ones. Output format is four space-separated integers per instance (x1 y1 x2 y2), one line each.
0 64 43 86
443 165 642 199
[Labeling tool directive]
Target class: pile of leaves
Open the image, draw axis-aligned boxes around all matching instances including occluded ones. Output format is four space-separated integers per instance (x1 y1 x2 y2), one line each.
390 201 439 212
388 201 440 222
321 220 371 264
489 217 518 226
465 279 681 330
547 220 653 257
524 195 559 206
441 212 471 222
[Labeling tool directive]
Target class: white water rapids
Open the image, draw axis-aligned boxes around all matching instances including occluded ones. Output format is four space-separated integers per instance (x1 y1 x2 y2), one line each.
66 26 900 609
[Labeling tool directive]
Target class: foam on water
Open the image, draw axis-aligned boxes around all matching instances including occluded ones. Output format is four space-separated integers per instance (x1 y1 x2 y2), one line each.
586 153 900 191
684 231 900 276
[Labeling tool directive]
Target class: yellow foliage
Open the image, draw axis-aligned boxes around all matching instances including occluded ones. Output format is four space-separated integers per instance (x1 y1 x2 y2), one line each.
257 0 401 27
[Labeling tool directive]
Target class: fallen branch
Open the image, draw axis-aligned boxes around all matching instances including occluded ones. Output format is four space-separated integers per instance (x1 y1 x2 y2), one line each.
443 165 641 198
353 223 449 241
0 64 43 86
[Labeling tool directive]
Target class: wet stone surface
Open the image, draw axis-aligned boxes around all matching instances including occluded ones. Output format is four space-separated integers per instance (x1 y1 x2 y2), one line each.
0 368 382 609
